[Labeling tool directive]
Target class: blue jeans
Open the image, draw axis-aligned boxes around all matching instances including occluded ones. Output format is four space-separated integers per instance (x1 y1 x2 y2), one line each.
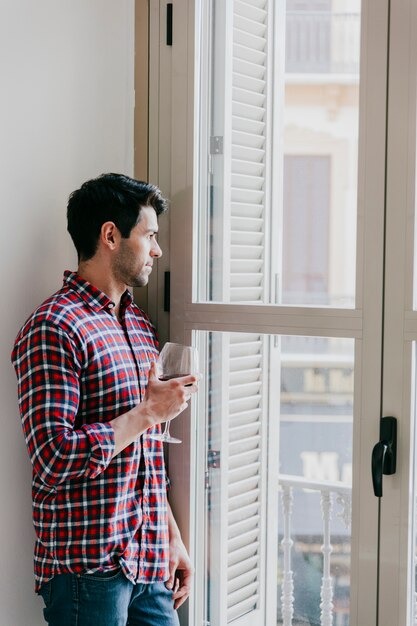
38 569 180 626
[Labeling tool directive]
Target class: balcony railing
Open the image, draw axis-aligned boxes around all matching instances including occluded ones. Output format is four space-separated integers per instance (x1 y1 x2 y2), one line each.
286 11 360 76
278 474 352 626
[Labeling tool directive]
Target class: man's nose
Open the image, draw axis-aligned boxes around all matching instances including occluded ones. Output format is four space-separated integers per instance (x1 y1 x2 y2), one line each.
151 240 162 258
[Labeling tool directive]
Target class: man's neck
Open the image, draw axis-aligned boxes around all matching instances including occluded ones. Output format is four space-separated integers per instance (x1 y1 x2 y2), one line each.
77 259 126 317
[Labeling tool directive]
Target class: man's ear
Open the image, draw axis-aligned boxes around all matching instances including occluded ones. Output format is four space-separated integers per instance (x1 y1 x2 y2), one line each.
100 222 120 251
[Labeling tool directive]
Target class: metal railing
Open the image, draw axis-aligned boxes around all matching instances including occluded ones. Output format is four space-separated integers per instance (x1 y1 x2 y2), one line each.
278 474 352 626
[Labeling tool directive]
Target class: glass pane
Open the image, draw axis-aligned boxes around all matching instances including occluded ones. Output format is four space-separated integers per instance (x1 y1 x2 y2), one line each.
279 335 353 626
195 0 360 307
195 331 354 625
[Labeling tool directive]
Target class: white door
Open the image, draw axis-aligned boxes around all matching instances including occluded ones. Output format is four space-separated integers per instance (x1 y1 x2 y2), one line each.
376 0 417 624
145 0 414 624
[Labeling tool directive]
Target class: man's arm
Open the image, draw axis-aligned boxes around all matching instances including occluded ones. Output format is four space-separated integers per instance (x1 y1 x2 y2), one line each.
13 321 197 486
165 502 194 610
13 320 114 486
111 361 198 457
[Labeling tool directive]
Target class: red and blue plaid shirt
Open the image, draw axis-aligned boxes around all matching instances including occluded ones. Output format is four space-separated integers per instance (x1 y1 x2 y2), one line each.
11 271 170 591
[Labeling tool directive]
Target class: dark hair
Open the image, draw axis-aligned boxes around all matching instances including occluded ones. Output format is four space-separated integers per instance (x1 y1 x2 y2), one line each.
67 173 168 261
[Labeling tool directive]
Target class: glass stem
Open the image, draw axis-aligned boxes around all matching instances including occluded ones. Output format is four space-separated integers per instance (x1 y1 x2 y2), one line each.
163 420 172 439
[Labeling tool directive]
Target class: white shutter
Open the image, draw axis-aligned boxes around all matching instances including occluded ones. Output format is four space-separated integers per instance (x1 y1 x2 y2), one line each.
227 12 271 616
230 0 268 304
207 1 278 625
210 0 270 305
226 332 267 623
208 332 268 626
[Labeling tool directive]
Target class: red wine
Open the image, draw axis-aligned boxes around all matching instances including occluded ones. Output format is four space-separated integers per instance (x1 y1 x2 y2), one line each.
159 374 184 381
159 374 193 386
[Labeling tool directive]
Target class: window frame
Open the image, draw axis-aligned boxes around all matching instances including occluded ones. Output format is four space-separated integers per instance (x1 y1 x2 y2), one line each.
145 0 390 623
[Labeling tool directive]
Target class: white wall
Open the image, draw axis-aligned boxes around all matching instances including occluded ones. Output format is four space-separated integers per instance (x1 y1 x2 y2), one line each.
0 2 134 624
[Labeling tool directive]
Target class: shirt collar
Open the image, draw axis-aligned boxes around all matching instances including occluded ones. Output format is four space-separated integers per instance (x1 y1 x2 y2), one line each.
63 271 133 313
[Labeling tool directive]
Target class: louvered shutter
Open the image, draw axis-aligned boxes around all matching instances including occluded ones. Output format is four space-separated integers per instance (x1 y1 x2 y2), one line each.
226 332 268 623
210 0 269 305
208 332 269 625
207 1 275 624
230 0 268 304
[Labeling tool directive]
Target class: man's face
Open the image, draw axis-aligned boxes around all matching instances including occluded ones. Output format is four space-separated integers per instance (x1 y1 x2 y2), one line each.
112 206 162 288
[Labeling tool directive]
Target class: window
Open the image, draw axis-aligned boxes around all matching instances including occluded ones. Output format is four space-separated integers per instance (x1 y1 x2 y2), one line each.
196 0 358 308
283 155 331 305
154 0 417 622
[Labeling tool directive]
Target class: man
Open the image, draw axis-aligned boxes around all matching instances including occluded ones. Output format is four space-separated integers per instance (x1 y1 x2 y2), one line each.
11 173 197 626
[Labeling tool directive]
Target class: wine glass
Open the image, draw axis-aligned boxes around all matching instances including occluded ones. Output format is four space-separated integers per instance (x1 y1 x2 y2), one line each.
149 342 199 444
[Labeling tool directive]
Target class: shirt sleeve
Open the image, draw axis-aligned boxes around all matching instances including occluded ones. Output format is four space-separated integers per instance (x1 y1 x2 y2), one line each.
12 320 115 487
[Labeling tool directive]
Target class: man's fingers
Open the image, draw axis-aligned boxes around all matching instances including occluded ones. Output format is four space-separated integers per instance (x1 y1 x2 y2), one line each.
176 373 199 386
165 576 174 590
172 570 193 605
184 383 199 394
173 586 191 610
172 586 188 600
148 360 159 381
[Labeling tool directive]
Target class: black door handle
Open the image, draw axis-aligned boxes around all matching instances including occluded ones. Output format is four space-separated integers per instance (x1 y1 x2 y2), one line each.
371 416 397 497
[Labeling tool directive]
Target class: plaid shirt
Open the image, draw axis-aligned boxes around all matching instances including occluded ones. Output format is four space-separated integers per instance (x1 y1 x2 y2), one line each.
11 271 170 591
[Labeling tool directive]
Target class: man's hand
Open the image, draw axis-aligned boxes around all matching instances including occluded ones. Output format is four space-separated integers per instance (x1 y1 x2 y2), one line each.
110 361 199 458
144 361 199 426
165 535 194 610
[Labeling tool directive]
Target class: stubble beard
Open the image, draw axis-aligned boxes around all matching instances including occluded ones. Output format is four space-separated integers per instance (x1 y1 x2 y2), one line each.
113 243 150 289
131 273 149 288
